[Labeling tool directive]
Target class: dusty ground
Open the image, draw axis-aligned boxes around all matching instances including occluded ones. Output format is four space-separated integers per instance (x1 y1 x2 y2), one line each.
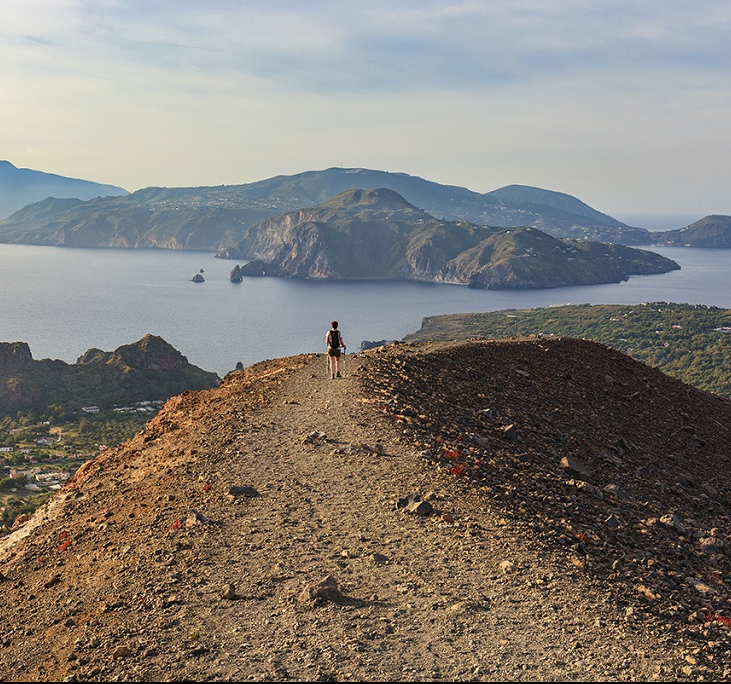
1 337 731 682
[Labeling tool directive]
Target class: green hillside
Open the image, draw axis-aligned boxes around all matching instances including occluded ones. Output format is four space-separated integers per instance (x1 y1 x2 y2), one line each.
404 302 731 398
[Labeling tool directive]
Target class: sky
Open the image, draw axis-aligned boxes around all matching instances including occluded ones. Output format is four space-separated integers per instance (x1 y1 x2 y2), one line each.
1 0 730 217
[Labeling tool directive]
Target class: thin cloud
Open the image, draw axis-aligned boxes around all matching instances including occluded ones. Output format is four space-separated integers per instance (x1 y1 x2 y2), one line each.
4 1 731 91
1 0 730 212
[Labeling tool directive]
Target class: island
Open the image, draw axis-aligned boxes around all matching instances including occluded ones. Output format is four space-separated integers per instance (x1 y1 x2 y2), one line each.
216 188 679 290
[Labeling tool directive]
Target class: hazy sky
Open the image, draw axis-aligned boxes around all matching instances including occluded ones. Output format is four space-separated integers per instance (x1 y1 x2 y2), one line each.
2 0 730 215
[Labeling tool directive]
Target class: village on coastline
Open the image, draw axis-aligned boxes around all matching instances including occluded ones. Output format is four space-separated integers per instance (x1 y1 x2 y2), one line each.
0 399 164 529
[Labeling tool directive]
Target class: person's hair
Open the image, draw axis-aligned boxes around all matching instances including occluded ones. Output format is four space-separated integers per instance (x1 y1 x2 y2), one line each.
331 320 338 328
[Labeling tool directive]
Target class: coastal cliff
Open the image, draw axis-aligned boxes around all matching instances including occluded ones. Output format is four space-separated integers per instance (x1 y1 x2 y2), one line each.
217 188 679 289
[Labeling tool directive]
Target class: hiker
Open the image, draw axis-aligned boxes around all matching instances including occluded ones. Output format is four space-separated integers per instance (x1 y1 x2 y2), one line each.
326 320 346 379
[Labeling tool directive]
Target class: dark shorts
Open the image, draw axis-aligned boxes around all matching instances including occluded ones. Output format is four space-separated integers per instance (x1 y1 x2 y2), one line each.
327 347 341 357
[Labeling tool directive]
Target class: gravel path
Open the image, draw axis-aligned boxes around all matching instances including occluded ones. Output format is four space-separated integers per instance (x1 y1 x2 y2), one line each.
0 347 709 681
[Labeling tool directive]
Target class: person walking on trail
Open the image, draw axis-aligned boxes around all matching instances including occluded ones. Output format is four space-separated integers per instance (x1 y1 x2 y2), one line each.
326 320 346 379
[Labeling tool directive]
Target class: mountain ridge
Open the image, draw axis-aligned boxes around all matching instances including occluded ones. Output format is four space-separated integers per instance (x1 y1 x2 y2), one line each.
3 162 728 250
0 338 729 680
402 302 731 399
649 215 731 248
0 166 649 249
0 160 128 220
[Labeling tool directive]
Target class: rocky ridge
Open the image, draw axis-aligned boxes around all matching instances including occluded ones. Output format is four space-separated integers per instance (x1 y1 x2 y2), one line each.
0 338 730 681
0 334 220 411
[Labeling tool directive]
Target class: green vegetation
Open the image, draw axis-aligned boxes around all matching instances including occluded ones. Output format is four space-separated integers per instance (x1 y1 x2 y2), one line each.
0 407 150 453
58 410 150 449
0 474 25 491
0 407 152 527
1 493 51 524
405 302 731 398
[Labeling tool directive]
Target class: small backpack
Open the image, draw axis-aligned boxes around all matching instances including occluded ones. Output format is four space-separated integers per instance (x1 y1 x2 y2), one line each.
327 329 340 349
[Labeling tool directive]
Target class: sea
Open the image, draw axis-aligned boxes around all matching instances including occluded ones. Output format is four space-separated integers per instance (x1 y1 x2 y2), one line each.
0 242 729 378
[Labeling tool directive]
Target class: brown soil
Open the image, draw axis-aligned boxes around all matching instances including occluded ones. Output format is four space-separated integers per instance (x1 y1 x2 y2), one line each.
1 337 731 682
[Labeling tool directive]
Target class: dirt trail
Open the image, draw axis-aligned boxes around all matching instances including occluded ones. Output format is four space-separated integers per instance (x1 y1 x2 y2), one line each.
0 350 694 681
134 352 680 681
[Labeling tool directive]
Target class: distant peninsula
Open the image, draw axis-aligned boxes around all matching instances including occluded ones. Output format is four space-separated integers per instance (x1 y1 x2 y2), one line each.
648 215 731 248
216 188 679 290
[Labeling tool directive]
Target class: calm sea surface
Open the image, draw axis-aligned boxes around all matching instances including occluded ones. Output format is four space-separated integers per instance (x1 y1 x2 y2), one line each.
0 244 729 377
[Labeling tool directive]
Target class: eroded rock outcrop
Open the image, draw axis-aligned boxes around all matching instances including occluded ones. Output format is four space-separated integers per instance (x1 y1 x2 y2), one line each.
0 335 219 411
